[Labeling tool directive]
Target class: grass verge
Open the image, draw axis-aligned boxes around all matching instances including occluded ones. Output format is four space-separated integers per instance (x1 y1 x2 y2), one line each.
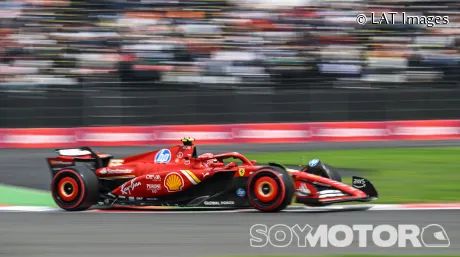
0 184 57 207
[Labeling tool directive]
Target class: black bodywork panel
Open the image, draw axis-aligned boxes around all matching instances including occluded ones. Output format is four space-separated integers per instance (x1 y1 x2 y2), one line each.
99 170 251 208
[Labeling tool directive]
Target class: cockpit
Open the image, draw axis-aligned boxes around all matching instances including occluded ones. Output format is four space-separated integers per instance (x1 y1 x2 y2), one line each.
180 137 256 169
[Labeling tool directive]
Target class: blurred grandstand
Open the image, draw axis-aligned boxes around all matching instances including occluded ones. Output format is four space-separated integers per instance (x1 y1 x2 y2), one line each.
0 0 459 91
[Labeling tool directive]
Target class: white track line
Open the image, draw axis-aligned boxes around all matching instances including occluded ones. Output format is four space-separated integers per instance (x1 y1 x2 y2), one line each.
0 206 60 212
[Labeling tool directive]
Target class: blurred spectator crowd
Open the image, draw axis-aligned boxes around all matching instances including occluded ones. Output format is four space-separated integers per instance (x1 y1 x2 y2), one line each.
0 0 459 89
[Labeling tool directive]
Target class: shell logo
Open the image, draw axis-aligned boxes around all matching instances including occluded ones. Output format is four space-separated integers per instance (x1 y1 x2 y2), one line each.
164 172 184 192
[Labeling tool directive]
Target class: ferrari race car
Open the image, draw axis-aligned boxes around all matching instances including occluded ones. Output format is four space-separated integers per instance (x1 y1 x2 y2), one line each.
47 138 378 212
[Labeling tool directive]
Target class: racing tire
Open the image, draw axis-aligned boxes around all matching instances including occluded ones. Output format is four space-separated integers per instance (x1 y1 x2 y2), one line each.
51 166 99 211
247 166 294 212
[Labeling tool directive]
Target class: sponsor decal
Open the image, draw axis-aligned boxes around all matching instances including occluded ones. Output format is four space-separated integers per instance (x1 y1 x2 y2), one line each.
309 159 319 167
146 198 158 201
164 172 184 192
238 168 245 176
353 178 366 189
182 145 192 150
136 197 143 200
204 201 235 205
147 184 161 193
146 174 161 181
177 152 184 158
110 169 132 174
128 196 135 201
155 149 171 163
50 160 73 166
100 168 133 174
120 178 142 195
236 188 246 197
109 159 124 167
118 195 126 199
204 201 219 205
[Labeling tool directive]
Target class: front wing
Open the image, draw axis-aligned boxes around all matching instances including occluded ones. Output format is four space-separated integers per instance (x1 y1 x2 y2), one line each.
293 172 378 206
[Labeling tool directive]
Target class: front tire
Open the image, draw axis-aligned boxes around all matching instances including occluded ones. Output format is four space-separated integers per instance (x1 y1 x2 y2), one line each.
51 166 99 211
247 166 294 212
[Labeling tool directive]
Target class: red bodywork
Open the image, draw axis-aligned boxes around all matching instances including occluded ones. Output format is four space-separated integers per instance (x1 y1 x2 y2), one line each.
48 142 373 205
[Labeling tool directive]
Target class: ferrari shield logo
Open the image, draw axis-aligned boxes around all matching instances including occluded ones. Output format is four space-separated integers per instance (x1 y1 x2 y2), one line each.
238 168 245 176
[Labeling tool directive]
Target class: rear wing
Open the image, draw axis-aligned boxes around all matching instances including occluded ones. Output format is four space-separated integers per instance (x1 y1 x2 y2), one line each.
54 146 104 169
47 147 110 176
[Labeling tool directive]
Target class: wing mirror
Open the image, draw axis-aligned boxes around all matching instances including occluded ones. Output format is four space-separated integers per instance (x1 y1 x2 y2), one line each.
251 160 257 165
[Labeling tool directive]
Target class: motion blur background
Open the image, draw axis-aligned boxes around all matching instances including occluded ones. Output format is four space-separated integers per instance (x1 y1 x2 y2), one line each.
0 0 459 128
1 3 460 256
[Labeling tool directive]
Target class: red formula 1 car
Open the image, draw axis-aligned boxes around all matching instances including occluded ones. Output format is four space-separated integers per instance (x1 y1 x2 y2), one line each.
47 138 378 212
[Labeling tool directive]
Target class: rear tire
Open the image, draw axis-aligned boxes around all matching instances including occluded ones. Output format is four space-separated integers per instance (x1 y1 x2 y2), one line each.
51 166 99 211
247 166 294 212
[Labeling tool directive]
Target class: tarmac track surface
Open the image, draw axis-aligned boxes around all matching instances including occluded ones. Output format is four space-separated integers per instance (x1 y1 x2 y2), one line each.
0 210 459 257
